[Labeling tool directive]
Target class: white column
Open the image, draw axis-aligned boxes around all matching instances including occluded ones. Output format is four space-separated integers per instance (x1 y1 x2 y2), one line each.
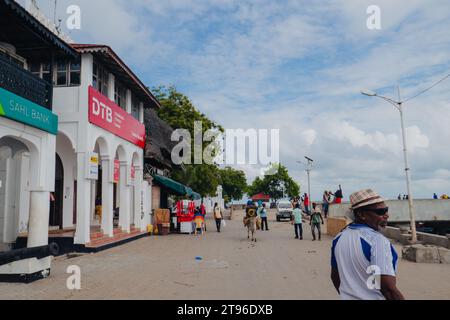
108 73 115 102
134 166 143 231
101 157 114 237
27 190 50 248
126 89 132 114
74 152 91 245
139 102 144 124
90 180 96 223
118 161 130 233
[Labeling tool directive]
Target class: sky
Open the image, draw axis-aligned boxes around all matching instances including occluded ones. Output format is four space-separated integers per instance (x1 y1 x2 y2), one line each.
27 0 450 201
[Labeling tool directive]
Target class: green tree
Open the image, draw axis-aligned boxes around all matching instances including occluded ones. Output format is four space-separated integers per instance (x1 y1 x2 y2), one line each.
219 167 248 203
154 86 224 197
248 164 300 203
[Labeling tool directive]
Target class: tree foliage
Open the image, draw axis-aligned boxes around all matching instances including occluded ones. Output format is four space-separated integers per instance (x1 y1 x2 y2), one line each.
219 167 248 203
154 86 224 197
247 164 300 202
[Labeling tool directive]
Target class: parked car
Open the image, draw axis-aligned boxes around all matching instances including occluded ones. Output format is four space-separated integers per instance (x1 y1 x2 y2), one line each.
276 201 294 222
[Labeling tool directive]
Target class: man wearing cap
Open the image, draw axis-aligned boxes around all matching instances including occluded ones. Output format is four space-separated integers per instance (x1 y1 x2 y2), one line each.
330 189 405 300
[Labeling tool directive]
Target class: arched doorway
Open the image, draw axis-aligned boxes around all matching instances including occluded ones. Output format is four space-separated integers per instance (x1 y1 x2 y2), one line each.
55 132 77 230
0 137 32 246
49 154 64 229
114 145 129 232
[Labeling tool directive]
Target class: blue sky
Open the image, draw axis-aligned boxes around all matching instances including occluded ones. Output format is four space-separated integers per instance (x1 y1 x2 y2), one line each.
28 0 450 200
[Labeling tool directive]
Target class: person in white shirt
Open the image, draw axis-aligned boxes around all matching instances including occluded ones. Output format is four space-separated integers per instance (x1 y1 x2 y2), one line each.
330 189 405 300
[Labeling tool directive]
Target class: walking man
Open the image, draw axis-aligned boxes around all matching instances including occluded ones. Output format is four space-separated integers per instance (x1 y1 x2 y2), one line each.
323 191 330 219
259 203 269 231
292 203 303 240
214 202 223 232
330 189 405 300
310 203 324 241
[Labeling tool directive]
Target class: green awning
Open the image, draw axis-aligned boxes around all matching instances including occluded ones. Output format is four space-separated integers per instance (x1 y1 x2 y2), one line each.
152 174 201 199
186 187 201 200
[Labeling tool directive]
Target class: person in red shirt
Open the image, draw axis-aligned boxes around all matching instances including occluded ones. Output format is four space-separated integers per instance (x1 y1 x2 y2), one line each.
303 193 310 215
335 185 343 204
200 201 207 231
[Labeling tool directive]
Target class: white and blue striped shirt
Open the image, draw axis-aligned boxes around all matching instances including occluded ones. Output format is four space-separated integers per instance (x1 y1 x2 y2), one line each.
331 224 398 300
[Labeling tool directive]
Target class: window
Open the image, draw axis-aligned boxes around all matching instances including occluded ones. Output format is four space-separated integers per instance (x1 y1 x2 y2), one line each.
93 62 108 96
0 46 26 68
56 61 68 86
42 63 51 83
69 61 81 85
114 81 127 110
131 94 140 120
29 62 52 83
53 59 81 86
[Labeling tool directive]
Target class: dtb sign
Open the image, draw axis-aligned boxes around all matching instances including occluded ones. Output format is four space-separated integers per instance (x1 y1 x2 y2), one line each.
88 86 146 148
91 97 113 123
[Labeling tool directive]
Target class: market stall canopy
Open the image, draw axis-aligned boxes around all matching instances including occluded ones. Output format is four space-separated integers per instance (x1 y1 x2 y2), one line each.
152 174 201 200
251 193 271 202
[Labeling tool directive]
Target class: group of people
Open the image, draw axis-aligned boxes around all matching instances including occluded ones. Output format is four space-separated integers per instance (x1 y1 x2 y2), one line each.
433 193 449 199
292 202 324 240
192 202 224 234
246 187 406 301
196 186 406 300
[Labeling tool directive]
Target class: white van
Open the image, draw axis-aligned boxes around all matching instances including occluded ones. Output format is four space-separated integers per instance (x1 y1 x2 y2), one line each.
276 201 294 222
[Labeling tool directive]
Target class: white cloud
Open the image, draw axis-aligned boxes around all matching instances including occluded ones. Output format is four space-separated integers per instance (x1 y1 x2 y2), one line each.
30 0 450 199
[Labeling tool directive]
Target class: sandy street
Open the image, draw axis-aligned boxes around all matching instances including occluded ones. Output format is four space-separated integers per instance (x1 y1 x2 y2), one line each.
0 209 449 300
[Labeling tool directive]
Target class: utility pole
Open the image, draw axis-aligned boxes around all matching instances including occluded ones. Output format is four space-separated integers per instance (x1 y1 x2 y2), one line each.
397 86 417 243
362 87 419 242
305 157 314 212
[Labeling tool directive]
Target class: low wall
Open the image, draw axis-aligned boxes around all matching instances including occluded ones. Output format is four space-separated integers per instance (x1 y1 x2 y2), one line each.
329 199 450 223
380 226 450 249
327 217 352 237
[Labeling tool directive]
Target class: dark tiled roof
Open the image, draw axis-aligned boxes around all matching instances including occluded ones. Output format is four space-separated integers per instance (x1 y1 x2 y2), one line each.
72 44 161 109
144 108 175 169
0 0 77 59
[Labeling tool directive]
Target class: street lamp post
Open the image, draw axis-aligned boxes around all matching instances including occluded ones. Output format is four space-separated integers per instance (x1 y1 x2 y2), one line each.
361 87 417 243
299 157 314 213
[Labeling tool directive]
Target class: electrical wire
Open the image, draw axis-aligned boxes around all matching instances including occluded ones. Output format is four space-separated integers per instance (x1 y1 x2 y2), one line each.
404 72 450 103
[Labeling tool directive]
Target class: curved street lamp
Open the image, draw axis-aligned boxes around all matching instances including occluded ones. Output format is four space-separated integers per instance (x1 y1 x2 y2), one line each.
361 86 417 243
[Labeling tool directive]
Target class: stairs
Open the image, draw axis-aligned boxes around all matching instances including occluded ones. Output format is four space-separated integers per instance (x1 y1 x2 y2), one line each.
85 227 147 251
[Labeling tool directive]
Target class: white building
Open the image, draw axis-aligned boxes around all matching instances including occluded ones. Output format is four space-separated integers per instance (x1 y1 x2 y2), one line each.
50 44 159 246
0 0 78 252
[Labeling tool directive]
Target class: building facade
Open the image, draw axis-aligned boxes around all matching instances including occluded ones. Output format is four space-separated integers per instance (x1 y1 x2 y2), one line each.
51 45 159 245
0 0 77 251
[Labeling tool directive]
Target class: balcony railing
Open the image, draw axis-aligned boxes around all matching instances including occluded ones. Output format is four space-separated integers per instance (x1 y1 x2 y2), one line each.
0 53 52 110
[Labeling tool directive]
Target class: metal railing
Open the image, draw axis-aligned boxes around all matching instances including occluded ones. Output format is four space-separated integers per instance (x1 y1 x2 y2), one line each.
0 53 52 110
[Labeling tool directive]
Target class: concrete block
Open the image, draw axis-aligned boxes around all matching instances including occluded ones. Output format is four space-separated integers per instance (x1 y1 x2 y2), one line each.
438 247 450 264
402 244 441 263
402 244 440 263
417 232 450 248
327 217 352 237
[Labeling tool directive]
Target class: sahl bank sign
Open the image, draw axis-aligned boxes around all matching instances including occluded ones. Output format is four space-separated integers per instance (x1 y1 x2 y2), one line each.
0 87 58 135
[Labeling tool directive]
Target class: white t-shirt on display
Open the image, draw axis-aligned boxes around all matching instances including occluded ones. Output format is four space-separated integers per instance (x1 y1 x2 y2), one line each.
331 224 398 300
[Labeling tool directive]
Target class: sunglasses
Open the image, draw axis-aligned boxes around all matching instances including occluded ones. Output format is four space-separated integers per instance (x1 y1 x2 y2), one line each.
368 207 389 216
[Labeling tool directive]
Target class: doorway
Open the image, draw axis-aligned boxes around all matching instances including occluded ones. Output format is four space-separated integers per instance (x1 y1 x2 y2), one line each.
49 154 64 229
